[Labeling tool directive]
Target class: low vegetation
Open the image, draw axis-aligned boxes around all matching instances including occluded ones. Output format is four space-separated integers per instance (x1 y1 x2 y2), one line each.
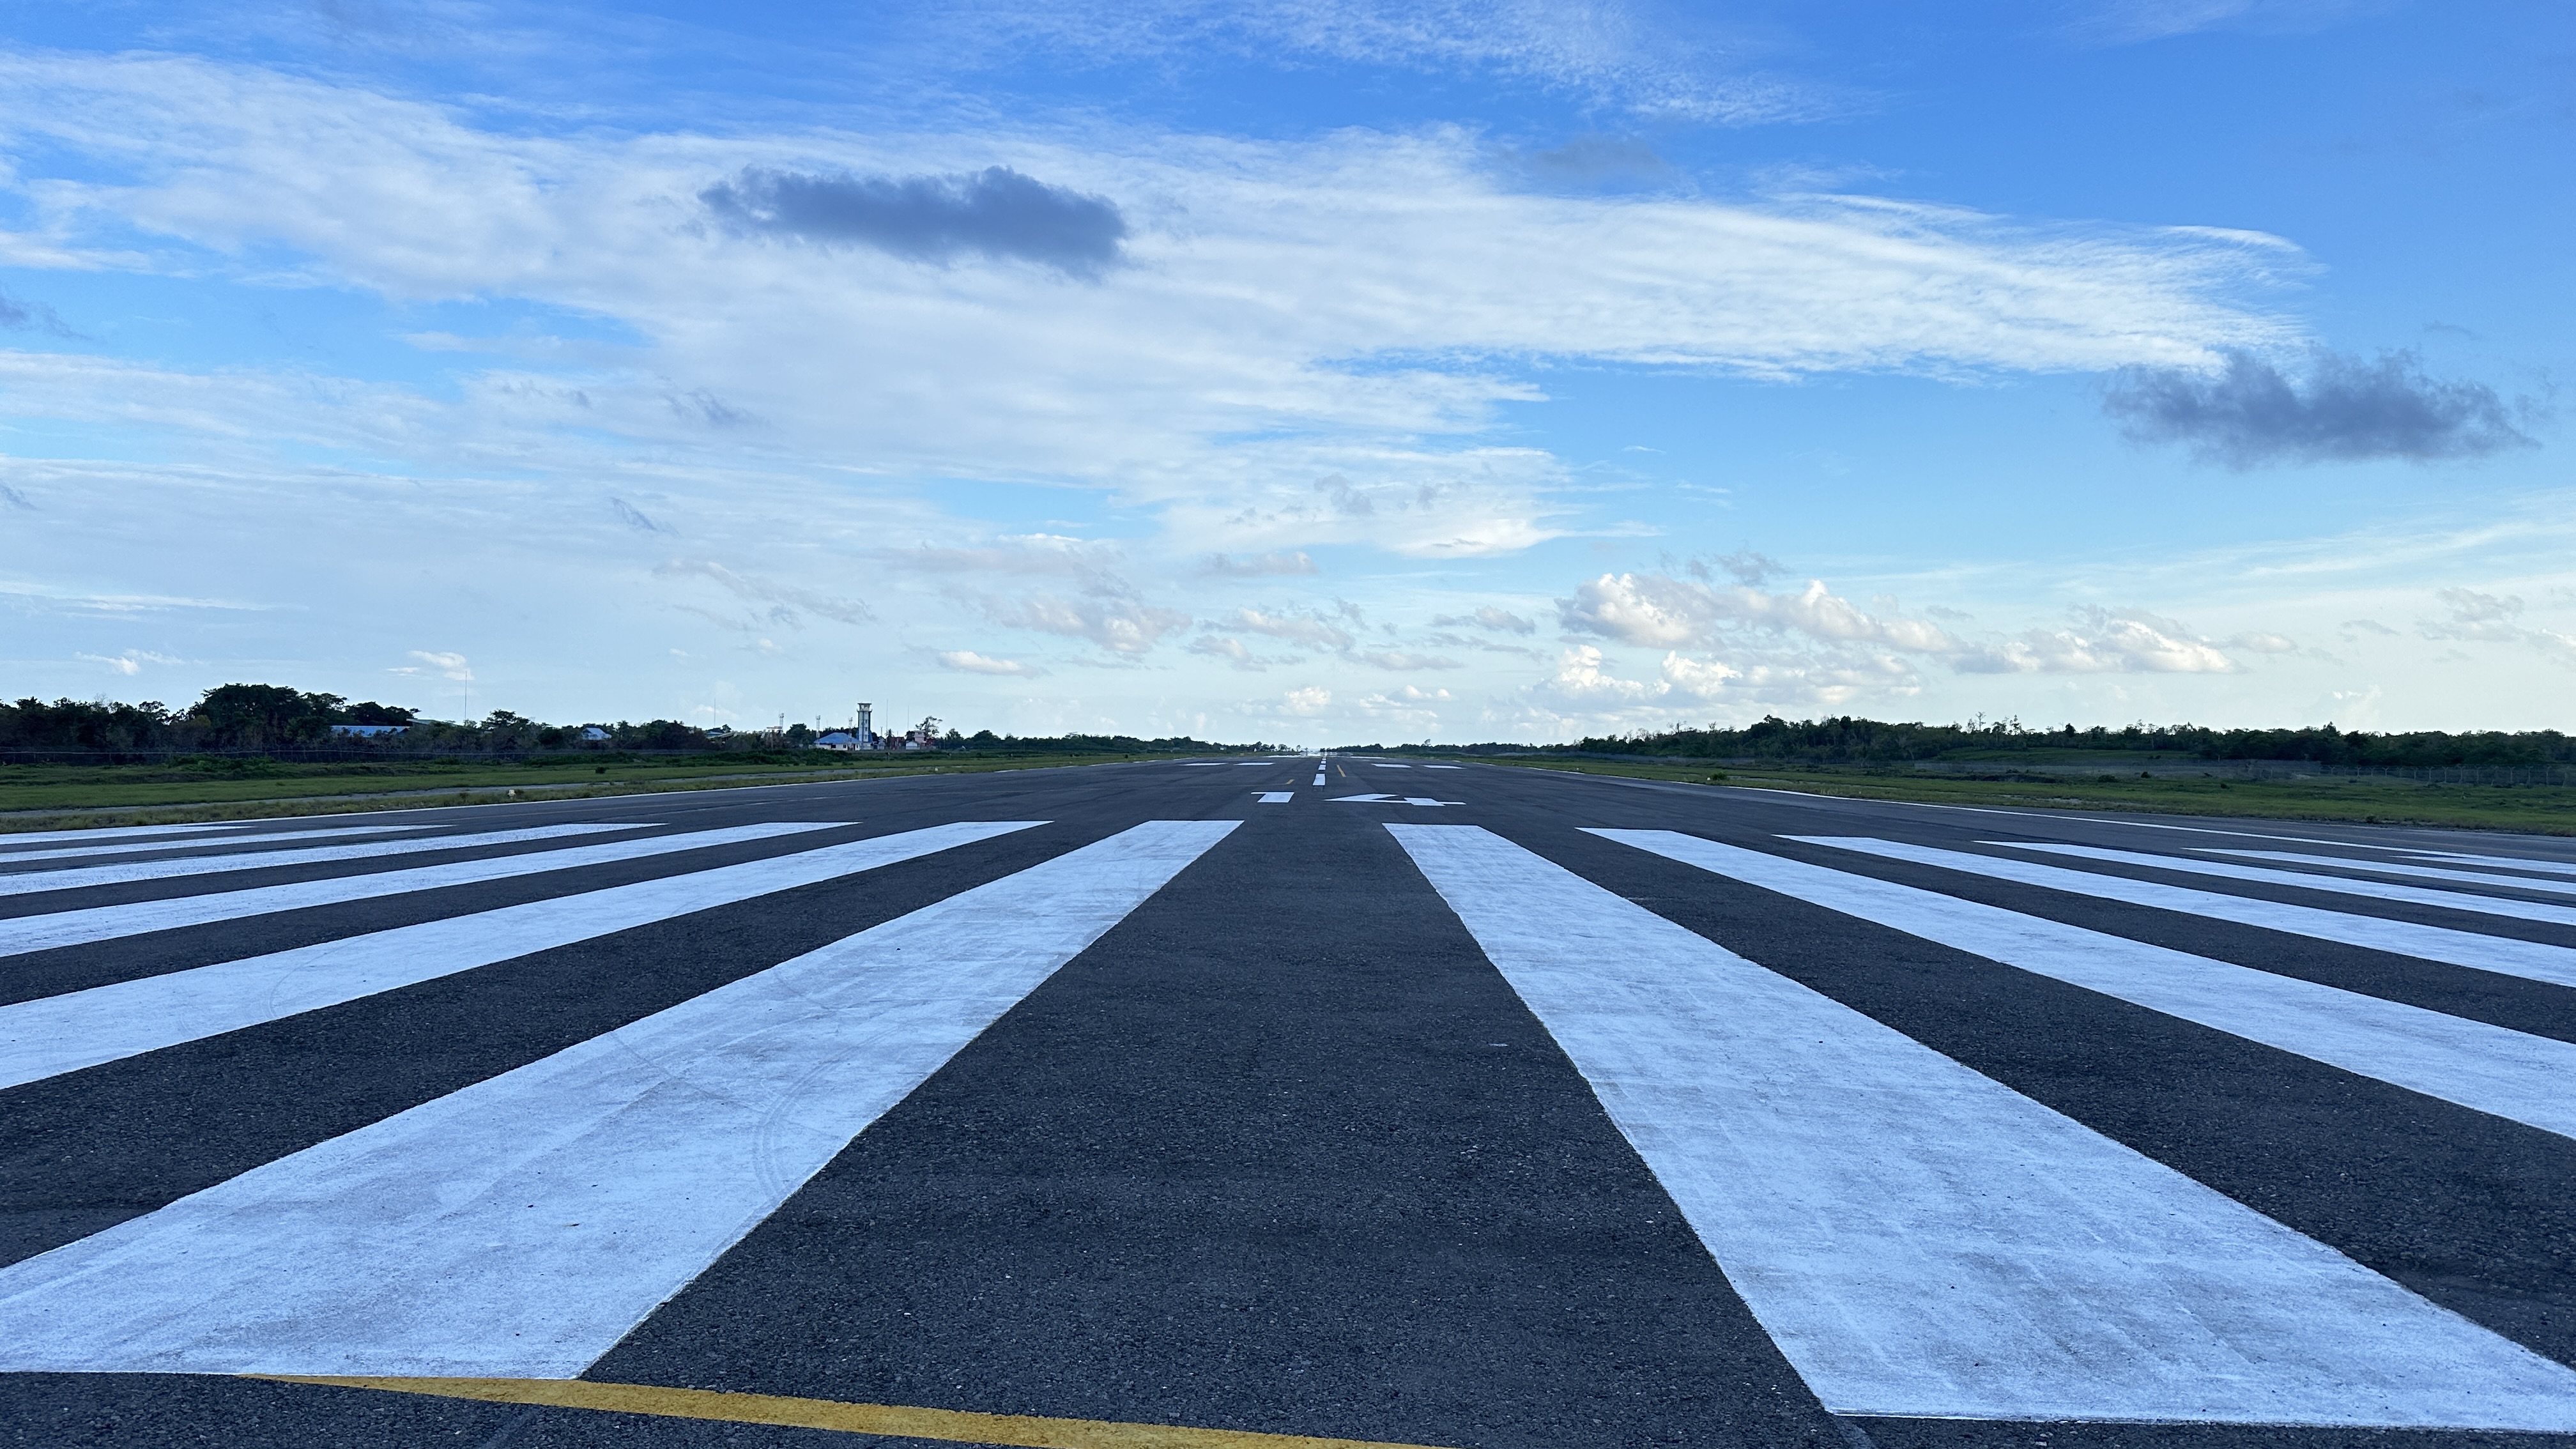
0 684 1280 832
1474 756 2576 835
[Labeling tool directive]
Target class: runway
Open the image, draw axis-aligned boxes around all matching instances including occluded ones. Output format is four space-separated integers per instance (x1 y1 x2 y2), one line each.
4 756 2575 1448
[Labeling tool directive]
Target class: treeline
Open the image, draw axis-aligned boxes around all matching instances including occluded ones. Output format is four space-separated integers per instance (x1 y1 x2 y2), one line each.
950 732 1273 754
2 686 1276 758
1563 716 2576 768
2 686 728 755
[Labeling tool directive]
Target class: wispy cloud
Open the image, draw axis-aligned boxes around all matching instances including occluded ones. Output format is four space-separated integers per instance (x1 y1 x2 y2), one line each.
2102 348 2537 467
1431 604 1536 634
938 0 1838 124
2418 588 2576 668
2065 0 2383 46
654 559 873 625
1199 550 1318 577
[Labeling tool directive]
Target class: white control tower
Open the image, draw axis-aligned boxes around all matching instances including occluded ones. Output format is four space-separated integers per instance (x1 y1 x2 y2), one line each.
855 702 875 749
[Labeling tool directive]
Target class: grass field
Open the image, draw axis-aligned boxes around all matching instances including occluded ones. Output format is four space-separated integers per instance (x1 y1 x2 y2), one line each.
0 751 1177 834
1480 756 2576 836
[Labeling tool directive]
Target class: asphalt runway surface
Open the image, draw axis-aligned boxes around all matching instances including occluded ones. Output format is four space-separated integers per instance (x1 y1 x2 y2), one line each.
6 758 2576 1448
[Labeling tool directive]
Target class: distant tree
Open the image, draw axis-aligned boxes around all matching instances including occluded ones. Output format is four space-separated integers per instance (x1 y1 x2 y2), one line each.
785 722 815 747
192 684 344 747
340 700 417 726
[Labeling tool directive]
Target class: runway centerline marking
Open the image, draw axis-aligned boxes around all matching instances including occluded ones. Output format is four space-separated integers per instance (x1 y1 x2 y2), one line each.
254 1376 1459 1449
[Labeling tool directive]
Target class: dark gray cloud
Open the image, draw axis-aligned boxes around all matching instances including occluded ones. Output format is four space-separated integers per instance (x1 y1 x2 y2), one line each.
1519 134 1666 183
702 165 1128 278
2102 348 2537 468
0 286 74 337
609 498 671 534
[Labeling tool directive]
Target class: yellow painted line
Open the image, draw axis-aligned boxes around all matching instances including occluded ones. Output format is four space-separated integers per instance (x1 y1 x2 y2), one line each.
253 1376 1457 1449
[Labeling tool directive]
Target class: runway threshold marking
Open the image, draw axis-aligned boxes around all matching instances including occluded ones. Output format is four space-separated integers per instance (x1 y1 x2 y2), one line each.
1390 824 2576 1429
254 1376 1457 1449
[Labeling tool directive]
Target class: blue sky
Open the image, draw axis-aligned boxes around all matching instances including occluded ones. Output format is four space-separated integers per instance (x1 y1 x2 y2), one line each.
0 1 2567 742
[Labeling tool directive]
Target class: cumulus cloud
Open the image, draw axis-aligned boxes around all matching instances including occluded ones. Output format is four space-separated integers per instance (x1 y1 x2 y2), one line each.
1200 550 1318 577
2102 348 2537 468
700 165 1128 278
1561 573 1964 654
937 648 1045 677
990 594 1190 654
1957 608 2237 674
1243 684 1333 717
1227 607 1354 652
1188 634 1264 670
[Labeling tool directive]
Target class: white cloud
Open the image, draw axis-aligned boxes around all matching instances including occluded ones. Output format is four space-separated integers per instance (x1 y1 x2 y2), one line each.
1956 609 2238 674
1200 549 1317 577
989 593 1190 654
1227 608 1353 652
1563 572 1965 653
1253 684 1333 717
1433 604 1537 634
404 649 473 680
951 0 1836 125
937 648 1045 677
0 52 2298 547
1358 649 1461 671
2419 589 2576 668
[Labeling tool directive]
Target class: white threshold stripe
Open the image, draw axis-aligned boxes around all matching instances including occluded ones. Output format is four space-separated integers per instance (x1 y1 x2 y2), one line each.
1790 836 2576 991
2203 848 2576 898
0 821 1039 1091
0 823 837 958
0 819 1236 1377
0 825 415 868
1593 830 2576 1142
1391 825 2576 1429
2407 850 2576 879
0 823 641 899
1255 792 1293 804
1998 841 2576 928
0 823 249 847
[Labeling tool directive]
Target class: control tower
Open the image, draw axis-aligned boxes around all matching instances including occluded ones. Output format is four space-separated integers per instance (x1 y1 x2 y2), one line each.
855 702 875 749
